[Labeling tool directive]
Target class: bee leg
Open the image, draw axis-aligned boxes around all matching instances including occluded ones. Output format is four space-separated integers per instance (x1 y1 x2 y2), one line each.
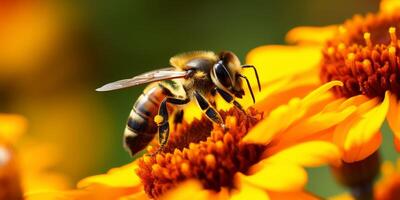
152 97 190 155
172 110 184 131
215 88 245 113
173 110 184 125
210 88 218 108
194 91 226 130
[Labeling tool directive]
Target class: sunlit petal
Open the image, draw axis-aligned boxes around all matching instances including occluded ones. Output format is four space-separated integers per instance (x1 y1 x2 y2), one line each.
280 105 356 143
0 114 27 144
77 162 141 188
253 70 320 113
342 132 382 163
231 174 270 200
268 191 320 200
119 190 148 200
160 180 213 200
25 191 72 200
337 95 370 110
301 81 343 107
243 162 307 192
343 92 389 157
386 92 400 143
244 81 342 144
261 141 341 167
26 185 141 200
332 97 380 151
246 45 322 83
244 97 304 144
286 25 338 45
380 0 400 14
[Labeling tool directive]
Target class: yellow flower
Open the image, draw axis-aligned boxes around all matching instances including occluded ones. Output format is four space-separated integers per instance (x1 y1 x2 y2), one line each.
0 0 112 178
0 0 65 77
27 78 351 200
247 0 400 163
0 114 70 199
0 114 26 144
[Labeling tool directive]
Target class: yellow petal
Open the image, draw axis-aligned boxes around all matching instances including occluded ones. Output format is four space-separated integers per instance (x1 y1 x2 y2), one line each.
77 162 141 188
332 96 378 148
160 180 212 200
332 93 386 163
343 92 389 154
269 191 320 200
21 143 71 193
261 141 341 167
231 174 270 200
246 45 322 83
280 104 356 143
84 185 142 200
220 59 320 112
320 98 347 112
380 0 400 14
25 186 141 200
214 188 230 200
0 1 62 71
25 192 72 200
244 81 342 145
263 126 336 158
0 114 27 144
301 81 343 108
386 92 400 141
119 190 148 200
244 97 304 144
220 69 319 119
286 25 338 45
337 95 370 110
342 132 382 163
242 162 307 192
253 70 320 113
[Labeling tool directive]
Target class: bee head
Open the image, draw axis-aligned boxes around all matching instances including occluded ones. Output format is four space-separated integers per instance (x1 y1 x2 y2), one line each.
211 51 261 103
211 51 244 98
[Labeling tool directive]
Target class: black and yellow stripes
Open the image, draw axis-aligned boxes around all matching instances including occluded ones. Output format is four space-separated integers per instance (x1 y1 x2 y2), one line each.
124 85 172 156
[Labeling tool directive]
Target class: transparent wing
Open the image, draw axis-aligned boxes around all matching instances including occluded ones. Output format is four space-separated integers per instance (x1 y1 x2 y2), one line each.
96 68 189 91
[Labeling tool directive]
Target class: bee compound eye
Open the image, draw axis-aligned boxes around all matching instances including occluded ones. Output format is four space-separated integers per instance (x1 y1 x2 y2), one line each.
214 62 232 88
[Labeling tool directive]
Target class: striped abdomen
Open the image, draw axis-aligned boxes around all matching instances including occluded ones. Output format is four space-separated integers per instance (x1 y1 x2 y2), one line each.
123 84 170 156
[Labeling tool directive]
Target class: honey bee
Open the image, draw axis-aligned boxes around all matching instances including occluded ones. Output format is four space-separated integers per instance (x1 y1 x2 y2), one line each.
96 51 261 156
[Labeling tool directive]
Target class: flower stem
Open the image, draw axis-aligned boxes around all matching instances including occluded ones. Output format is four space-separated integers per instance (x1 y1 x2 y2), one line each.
331 151 380 200
350 183 374 200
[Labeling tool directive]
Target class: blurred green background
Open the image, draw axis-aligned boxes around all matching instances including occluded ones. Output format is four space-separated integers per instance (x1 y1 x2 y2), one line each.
4 0 399 198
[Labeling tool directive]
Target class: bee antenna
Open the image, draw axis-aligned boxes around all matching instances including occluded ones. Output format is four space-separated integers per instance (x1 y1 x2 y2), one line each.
238 74 256 104
242 65 261 92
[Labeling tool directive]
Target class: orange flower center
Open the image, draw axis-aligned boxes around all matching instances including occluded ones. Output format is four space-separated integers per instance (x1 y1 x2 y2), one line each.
320 11 400 98
136 108 264 198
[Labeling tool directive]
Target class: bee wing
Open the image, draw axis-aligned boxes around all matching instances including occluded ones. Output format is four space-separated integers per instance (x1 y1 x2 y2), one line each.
96 68 189 91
